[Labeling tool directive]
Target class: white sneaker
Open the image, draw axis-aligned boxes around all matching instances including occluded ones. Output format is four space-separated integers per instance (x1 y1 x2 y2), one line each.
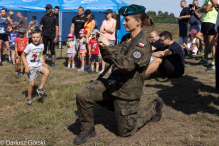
99 70 104 74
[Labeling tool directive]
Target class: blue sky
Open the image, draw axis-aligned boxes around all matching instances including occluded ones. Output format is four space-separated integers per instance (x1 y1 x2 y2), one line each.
123 0 205 17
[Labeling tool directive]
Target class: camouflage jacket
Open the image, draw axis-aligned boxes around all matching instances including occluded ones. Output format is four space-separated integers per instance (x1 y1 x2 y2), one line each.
100 30 152 100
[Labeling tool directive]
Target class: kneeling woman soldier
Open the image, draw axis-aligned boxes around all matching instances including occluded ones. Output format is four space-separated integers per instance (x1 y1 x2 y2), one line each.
74 4 164 145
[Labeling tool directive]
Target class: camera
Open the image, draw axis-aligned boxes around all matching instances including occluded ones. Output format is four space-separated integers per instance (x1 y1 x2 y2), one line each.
189 4 195 8
107 73 125 89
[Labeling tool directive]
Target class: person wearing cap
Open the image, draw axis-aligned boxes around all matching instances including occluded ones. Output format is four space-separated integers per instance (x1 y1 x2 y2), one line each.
99 9 117 74
70 6 87 66
40 4 59 69
14 28 29 78
74 4 163 145
88 29 100 74
182 29 200 56
178 0 190 44
66 34 76 69
0 8 10 66
16 12 28 30
84 9 96 69
77 29 88 72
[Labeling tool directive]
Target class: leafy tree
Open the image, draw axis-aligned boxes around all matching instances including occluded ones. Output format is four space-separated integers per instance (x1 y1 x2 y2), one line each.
158 10 163 16
169 13 175 17
147 10 156 16
163 12 169 17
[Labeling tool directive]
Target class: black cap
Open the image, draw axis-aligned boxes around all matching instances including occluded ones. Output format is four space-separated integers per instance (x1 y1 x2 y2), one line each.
46 4 52 9
85 9 91 15
105 9 113 14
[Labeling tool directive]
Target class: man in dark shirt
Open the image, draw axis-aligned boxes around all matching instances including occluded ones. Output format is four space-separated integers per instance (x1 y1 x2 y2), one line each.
54 6 59 17
70 6 87 39
150 31 165 52
70 6 87 64
40 4 59 69
16 12 28 29
145 31 185 78
178 0 190 44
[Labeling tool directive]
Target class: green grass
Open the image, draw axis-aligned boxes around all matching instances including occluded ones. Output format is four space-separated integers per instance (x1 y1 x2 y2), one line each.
0 24 219 146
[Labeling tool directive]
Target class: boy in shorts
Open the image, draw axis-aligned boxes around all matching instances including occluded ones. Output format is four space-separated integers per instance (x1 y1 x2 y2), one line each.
14 28 29 78
89 29 100 74
8 23 19 65
21 29 50 106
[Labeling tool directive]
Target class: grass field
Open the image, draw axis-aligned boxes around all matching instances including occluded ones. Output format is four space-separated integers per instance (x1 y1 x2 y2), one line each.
0 23 219 146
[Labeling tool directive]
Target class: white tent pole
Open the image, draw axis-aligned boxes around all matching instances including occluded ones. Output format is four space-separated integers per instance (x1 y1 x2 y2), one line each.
59 11 62 49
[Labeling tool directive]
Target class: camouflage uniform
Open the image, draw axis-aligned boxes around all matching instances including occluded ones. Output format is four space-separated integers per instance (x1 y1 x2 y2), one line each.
76 31 156 137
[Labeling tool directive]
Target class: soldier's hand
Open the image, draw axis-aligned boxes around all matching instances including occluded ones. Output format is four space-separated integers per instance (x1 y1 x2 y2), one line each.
97 32 110 46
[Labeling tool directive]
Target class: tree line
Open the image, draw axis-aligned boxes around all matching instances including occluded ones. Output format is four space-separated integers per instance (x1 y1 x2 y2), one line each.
147 10 178 24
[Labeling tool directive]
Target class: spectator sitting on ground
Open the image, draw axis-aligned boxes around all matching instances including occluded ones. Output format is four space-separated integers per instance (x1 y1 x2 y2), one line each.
145 31 185 78
150 31 165 52
182 29 202 56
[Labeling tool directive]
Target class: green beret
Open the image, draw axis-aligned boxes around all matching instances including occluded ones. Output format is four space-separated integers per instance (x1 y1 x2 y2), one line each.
118 4 146 16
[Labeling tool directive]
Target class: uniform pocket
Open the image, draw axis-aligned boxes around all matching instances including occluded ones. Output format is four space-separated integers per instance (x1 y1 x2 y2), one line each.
118 105 138 137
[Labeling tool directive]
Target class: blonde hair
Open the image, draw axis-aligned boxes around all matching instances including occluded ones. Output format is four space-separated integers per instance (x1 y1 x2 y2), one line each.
31 21 36 26
111 12 116 19
12 23 17 29
9 11 14 15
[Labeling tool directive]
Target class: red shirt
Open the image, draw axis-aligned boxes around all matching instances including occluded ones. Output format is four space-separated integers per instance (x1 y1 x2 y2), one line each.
89 39 99 54
14 37 29 52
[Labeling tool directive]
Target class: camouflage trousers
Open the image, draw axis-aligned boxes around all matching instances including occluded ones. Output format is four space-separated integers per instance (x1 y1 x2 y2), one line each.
76 78 156 137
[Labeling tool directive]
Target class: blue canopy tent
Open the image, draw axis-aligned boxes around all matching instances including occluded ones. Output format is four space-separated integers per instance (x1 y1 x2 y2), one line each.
59 0 129 42
0 0 129 42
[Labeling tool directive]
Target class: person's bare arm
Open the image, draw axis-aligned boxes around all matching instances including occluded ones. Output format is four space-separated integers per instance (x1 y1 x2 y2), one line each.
201 4 214 13
7 17 13 25
100 21 106 33
188 43 196 51
105 20 117 33
152 46 156 51
178 15 190 20
210 0 219 9
40 25 43 31
194 10 202 19
70 23 75 34
21 52 31 73
152 49 172 58
15 42 18 59
87 20 95 37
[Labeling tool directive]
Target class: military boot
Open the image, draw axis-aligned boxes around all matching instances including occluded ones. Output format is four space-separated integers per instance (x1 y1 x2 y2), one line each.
151 97 163 122
74 127 96 145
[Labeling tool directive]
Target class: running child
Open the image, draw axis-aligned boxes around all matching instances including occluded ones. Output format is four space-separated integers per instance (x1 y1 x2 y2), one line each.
8 23 19 65
66 34 77 69
89 29 100 74
77 29 88 72
21 29 50 106
14 28 29 78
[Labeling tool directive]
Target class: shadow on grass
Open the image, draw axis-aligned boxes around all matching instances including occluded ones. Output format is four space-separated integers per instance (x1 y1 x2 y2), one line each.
68 103 117 135
146 75 219 115
22 85 47 103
